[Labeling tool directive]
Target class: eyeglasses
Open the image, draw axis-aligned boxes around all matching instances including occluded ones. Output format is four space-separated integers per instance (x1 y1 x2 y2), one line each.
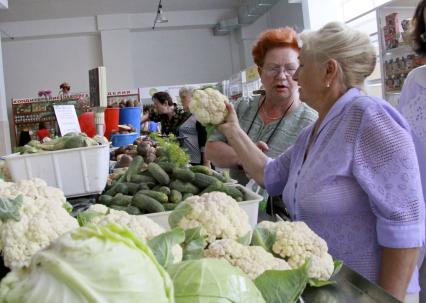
261 65 298 77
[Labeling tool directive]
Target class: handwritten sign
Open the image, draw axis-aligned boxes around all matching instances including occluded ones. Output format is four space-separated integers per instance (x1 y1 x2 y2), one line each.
53 105 81 135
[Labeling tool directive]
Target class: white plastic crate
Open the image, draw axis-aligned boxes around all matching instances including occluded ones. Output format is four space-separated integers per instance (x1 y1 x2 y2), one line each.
4 145 109 198
146 184 262 229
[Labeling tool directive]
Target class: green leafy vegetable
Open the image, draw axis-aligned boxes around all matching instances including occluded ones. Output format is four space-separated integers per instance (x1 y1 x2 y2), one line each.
251 226 276 252
148 227 185 267
254 262 310 303
0 195 23 221
181 227 207 261
0 223 175 303
169 202 192 228
151 133 189 166
167 258 266 303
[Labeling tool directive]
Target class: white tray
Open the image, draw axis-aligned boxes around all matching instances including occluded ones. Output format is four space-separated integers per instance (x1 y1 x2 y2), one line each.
145 184 262 229
4 145 109 198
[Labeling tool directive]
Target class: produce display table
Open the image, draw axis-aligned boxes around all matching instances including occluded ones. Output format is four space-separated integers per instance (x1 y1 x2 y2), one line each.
302 265 400 303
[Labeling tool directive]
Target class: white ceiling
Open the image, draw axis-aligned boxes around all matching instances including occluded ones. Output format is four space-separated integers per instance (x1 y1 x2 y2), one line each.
0 0 242 22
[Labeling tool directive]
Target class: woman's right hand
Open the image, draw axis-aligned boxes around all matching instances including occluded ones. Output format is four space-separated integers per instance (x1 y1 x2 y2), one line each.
217 102 241 138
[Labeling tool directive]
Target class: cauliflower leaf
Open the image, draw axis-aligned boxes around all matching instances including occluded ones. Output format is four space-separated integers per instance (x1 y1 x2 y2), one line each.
148 227 185 268
0 195 23 221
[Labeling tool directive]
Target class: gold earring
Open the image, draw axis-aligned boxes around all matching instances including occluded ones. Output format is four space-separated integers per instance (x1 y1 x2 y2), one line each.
326 83 330 88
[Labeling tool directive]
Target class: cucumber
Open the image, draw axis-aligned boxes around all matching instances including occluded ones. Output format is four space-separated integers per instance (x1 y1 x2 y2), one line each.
169 189 182 204
125 205 142 215
109 205 128 211
130 174 156 184
124 182 140 195
115 183 129 195
158 162 177 174
132 194 165 213
211 170 227 182
98 194 113 206
191 173 218 189
200 179 224 195
173 168 195 182
124 155 144 182
158 186 171 196
137 190 168 204
182 193 193 201
189 165 214 176
148 163 170 185
164 203 178 211
111 193 133 206
170 180 200 194
223 185 244 201
138 183 150 191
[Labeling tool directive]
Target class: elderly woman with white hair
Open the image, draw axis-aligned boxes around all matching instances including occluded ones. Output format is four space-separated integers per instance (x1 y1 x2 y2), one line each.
216 22 425 302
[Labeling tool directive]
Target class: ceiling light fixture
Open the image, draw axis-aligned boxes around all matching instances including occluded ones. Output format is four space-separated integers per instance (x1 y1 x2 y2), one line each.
152 0 168 30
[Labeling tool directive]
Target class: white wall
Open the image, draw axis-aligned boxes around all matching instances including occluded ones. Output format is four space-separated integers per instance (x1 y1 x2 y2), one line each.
3 34 102 99
132 28 236 87
0 38 11 155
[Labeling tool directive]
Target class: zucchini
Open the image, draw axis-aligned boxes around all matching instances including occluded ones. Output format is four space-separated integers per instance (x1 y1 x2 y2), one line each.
148 163 170 185
189 165 214 176
98 194 113 206
169 189 182 204
173 168 195 182
132 194 165 213
191 173 218 189
170 180 200 194
137 190 168 204
111 193 133 206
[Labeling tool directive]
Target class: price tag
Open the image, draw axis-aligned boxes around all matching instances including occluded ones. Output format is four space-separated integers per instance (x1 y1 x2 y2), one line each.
53 105 81 135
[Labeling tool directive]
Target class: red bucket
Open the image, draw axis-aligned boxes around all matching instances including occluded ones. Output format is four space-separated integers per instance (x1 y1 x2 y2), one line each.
104 108 120 139
78 112 96 137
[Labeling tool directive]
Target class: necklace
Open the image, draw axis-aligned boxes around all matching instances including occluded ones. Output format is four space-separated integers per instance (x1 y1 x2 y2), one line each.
261 97 293 120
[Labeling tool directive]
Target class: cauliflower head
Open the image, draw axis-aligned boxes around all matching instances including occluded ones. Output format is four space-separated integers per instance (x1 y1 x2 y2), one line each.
0 179 78 269
189 88 228 125
258 220 334 280
170 192 251 243
87 204 183 263
205 239 291 279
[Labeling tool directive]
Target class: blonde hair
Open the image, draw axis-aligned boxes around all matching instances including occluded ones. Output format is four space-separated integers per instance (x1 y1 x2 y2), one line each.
300 22 376 90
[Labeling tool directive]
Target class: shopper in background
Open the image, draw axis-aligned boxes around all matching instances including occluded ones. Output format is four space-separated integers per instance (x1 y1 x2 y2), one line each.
37 121 51 141
179 86 210 167
141 105 160 134
142 91 190 136
398 1 426 302
58 82 71 97
18 128 31 146
205 27 317 186
216 22 424 302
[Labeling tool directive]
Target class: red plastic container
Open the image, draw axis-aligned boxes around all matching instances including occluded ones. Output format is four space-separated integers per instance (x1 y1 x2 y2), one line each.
104 108 120 139
78 112 96 138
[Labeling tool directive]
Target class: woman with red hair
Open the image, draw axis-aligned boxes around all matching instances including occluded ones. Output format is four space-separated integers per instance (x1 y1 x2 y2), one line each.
206 28 317 188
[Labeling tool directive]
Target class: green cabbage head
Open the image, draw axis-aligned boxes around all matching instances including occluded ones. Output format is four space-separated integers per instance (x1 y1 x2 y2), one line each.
167 258 265 303
0 223 174 303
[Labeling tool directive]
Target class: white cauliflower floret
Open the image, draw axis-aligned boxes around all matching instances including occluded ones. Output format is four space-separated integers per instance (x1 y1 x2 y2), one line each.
189 88 228 125
174 192 251 243
205 239 291 279
258 220 334 280
88 205 182 263
0 178 78 269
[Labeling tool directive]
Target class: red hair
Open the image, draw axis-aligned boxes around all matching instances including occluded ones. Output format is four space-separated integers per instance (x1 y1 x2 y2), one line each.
252 27 300 67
